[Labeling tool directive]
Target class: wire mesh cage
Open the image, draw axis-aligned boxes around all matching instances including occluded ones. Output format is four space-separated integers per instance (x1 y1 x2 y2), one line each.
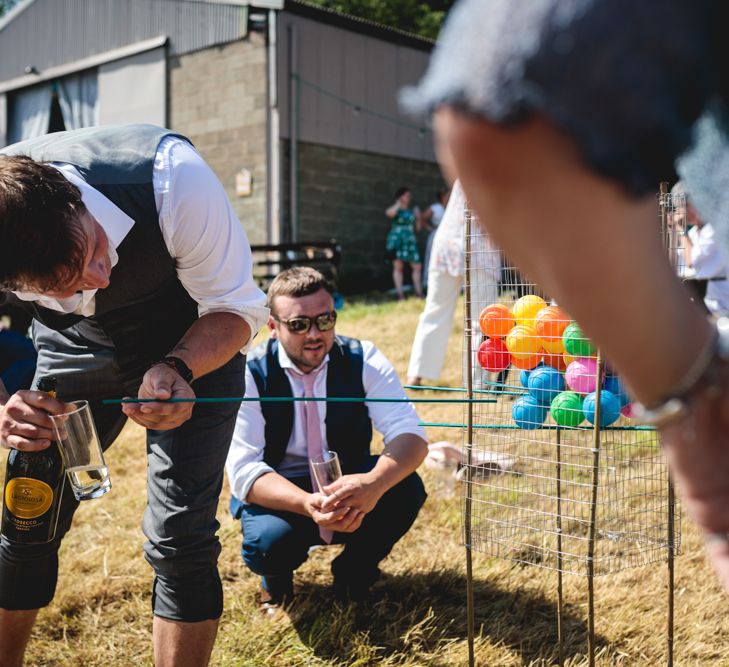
462 198 681 577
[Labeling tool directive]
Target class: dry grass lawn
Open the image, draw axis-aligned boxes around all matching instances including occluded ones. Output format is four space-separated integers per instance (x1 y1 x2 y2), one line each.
6 295 729 666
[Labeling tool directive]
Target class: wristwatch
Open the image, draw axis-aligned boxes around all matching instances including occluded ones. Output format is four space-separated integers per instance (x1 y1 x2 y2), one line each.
151 356 194 384
633 316 729 428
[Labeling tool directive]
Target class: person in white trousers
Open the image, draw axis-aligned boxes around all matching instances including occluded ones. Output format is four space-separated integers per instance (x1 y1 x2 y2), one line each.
407 181 500 385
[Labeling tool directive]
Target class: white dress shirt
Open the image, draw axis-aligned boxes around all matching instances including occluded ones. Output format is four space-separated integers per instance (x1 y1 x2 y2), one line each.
226 339 427 502
13 135 269 351
687 223 729 313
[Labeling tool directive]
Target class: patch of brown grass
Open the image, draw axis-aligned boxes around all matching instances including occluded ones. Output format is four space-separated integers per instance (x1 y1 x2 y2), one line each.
4 295 729 666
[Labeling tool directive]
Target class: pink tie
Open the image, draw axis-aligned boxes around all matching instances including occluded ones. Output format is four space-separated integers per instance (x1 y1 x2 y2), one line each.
301 368 333 544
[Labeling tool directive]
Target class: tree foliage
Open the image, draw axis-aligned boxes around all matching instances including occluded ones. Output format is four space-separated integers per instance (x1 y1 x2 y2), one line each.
308 0 453 40
0 0 19 17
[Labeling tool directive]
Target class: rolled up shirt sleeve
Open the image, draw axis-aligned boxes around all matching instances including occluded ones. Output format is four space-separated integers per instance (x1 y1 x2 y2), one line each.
225 366 275 502
361 341 427 444
155 137 269 353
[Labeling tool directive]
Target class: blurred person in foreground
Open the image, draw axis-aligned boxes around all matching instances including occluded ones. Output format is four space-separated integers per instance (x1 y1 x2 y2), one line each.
0 125 268 666
226 267 427 614
402 0 729 592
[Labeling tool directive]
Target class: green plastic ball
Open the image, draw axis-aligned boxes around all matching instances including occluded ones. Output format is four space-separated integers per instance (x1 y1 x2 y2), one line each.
550 391 585 428
562 322 596 357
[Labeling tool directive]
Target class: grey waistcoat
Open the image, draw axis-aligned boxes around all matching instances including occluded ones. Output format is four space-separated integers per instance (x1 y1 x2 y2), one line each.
0 124 199 383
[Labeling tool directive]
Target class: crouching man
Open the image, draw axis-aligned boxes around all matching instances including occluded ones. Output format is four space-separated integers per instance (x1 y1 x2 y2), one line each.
226 268 428 612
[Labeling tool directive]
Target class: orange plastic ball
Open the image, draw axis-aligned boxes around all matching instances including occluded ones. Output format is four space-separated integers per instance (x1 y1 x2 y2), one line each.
535 306 570 353
479 303 515 339
511 353 543 370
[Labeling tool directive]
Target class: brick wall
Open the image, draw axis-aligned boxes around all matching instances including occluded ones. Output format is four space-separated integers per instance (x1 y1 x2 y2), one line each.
168 37 269 244
282 140 445 293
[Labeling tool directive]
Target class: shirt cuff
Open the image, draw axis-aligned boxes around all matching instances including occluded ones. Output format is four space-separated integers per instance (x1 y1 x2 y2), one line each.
196 305 270 354
382 424 428 447
231 461 275 503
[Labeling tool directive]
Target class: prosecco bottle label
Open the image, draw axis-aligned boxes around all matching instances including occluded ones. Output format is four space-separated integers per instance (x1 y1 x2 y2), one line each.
4 477 54 518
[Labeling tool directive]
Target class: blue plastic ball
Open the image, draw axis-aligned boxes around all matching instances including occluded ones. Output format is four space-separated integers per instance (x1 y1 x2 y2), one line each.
583 390 621 427
603 375 630 408
527 366 566 407
512 395 548 430
520 362 545 388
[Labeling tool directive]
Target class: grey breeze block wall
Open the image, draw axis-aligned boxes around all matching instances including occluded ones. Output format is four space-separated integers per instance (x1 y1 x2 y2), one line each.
168 35 269 245
282 140 445 293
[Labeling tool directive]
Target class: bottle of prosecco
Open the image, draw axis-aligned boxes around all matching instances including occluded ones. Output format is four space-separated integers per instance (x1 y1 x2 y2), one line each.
1 377 66 543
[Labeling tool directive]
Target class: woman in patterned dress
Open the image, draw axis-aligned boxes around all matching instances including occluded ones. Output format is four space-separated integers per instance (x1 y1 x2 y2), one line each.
385 187 424 300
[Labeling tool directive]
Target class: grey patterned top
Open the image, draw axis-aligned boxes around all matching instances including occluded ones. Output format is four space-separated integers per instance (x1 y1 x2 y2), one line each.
402 0 725 203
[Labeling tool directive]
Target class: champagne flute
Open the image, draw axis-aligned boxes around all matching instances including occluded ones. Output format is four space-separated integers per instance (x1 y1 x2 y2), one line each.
309 450 342 493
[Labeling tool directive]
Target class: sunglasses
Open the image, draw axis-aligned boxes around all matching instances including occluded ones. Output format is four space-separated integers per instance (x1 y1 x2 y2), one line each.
276 310 337 334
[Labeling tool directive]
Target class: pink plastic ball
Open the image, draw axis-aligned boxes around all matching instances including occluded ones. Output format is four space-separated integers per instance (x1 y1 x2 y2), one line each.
565 358 600 395
621 402 636 419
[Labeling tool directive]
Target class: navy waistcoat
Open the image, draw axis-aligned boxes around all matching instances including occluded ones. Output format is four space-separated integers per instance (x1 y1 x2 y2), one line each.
247 336 373 473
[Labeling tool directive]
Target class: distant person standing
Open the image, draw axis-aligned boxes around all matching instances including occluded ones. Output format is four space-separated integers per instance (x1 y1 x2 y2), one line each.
674 182 729 314
421 188 450 290
385 187 424 300
407 180 499 385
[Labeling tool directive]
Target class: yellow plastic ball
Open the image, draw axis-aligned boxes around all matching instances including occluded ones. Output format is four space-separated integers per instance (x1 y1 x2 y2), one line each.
505 325 541 359
512 295 547 327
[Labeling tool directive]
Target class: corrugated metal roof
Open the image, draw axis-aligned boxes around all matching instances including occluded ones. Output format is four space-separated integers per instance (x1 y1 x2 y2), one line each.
0 0 248 84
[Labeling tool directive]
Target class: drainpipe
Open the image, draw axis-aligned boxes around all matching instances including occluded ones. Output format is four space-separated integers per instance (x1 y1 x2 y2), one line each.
267 8 281 245
288 23 298 242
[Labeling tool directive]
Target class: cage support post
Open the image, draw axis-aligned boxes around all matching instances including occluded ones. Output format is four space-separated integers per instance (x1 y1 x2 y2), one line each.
587 353 605 666
464 205 476 667
556 426 564 667
658 181 676 667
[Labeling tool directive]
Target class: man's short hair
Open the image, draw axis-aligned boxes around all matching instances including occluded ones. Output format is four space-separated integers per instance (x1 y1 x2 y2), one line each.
0 155 88 291
267 267 334 314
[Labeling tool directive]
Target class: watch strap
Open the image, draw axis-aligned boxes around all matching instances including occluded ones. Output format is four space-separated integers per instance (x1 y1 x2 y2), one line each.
152 356 194 384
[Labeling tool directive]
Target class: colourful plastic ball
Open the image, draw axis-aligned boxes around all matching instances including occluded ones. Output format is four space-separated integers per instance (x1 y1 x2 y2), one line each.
511 353 543 370
563 322 596 358
583 390 621 427
506 325 541 359
550 391 584 428
541 351 567 372
520 369 531 388
527 366 566 407
477 338 510 372
603 375 631 407
565 358 602 395
535 306 570 354
479 303 515 339
512 395 548 430
512 295 547 327
621 402 636 419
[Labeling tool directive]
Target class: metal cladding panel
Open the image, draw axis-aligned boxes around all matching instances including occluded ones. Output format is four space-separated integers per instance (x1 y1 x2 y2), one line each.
279 11 435 162
0 0 247 83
